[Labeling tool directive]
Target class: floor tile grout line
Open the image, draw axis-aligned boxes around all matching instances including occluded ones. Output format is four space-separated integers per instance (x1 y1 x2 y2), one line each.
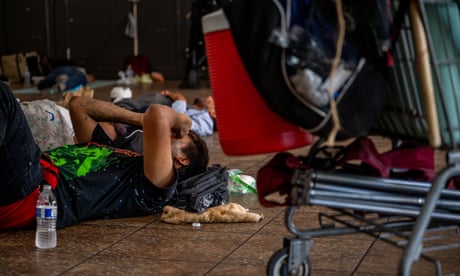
58 219 160 274
203 208 287 275
350 231 383 275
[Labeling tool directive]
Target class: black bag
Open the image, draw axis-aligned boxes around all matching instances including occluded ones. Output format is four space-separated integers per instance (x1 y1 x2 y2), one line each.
222 0 391 139
169 166 230 213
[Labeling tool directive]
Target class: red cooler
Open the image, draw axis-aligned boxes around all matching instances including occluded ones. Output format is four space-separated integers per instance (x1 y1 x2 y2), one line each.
202 9 313 155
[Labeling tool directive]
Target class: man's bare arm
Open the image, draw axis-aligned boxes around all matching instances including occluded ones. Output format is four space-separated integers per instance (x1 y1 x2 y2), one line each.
143 104 192 188
68 96 144 144
69 96 143 126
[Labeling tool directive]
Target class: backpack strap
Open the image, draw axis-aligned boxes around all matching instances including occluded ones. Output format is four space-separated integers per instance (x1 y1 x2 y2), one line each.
40 153 59 189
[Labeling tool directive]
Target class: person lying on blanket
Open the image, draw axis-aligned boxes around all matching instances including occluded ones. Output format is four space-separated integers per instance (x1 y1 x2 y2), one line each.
0 82 209 229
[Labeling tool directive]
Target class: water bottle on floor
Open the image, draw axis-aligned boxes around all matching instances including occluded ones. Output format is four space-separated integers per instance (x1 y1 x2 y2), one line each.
23 66 31 87
35 184 57 249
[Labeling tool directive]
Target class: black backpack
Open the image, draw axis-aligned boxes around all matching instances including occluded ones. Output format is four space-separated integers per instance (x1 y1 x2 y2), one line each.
169 166 230 213
222 0 392 140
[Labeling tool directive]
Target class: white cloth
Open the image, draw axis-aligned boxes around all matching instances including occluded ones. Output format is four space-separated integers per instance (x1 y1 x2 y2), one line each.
20 99 74 151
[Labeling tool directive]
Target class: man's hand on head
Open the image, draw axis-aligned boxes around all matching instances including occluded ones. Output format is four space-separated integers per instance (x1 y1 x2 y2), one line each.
171 112 192 138
161 90 186 102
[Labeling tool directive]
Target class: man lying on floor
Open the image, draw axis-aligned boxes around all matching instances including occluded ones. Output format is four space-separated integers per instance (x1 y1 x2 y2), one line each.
70 90 217 153
114 90 216 138
0 82 209 229
19 89 215 153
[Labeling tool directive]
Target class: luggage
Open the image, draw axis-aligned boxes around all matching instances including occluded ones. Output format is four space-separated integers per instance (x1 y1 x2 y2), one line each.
218 0 391 140
0 51 41 83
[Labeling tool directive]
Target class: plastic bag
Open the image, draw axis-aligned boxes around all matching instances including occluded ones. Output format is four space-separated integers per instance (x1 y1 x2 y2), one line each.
227 169 257 194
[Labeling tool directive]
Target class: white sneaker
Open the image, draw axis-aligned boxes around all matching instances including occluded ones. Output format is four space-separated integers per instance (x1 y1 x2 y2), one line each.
110 87 132 103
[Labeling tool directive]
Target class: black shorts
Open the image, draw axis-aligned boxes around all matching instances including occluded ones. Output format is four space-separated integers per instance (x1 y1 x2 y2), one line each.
91 124 143 153
91 124 115 146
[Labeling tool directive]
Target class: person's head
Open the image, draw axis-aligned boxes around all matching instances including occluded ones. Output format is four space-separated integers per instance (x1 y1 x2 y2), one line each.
193 95 216 119
172 130 209 180
193 95 217 132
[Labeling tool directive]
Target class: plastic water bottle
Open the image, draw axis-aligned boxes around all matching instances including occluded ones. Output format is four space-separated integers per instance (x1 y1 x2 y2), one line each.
126 65 134 78
23 67 31 87
35 184 57 249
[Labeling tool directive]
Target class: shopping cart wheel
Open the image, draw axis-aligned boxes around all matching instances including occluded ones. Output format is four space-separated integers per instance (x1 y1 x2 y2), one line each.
267 247 311 276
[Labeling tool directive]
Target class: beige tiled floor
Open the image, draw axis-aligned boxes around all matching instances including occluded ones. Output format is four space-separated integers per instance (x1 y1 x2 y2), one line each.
2 80 459 275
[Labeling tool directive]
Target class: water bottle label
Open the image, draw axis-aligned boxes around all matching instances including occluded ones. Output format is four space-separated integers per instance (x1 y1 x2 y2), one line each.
36 207 57 219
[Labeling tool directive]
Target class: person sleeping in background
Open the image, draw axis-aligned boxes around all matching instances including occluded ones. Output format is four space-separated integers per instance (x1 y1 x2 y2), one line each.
37 65 95 93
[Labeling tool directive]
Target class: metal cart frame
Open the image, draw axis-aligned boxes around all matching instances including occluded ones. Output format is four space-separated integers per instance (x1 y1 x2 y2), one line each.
267 1 460 275
202 0 460 274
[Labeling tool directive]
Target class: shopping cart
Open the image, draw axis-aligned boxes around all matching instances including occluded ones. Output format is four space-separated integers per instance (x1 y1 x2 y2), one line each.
202 0 460 275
